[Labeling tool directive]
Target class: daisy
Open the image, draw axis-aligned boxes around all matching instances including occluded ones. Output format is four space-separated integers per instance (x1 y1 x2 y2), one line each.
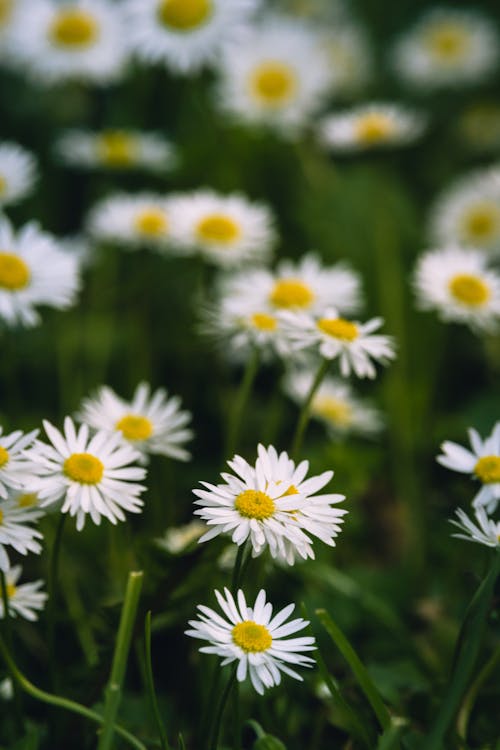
318 103 426 153
25 417 147 531
78 382 193 463
391 8 499 90
216 15 333 136
0 495 43 571
123 0 258 74
55 129 176 173
155 520 206 554
284 370 383 439
413 246 500 332
0 426 38 500
186 587 315 694
8 0 128 85
450 507 500 548
429 169 500 254
319 24 372 97
280 307 396 379
0 0 25 58
87 193 175 252
0 565 47 621
437 423 500 513
194 443 346 564
0 142 37 208
0 217 80 328
168 190 276 266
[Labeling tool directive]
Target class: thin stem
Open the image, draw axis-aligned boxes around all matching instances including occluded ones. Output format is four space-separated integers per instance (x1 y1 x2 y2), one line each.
207 664 238 750
290 358 330 459
0 569 24 733
457 643 500 741
225 348 260 459
47 512 67 691
231 540 251 596
144 611 171 750
0 632 145 750
97 571 143 750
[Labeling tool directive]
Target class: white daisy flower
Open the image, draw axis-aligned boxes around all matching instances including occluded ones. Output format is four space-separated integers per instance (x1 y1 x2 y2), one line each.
169 189 276 266
280 307 396 379
0 565 47 621
87 193 175 252
155 520 206 554
429 168 500 255
391 8 500 90
318 103 426 153
0 426 38 500
123 0 259 74
284 370 383 439
0 0 26 58
55 129 176 173
0 217 80 328
216 15 333 136
413 246 500 333
186 587 315 694
0 142 37 208
78 382 193 463
437 423 500 513
9 0 129 85
194 443 346 565
25 417 147 531
0 495 43 572
319 24 372 97
450 507 500 548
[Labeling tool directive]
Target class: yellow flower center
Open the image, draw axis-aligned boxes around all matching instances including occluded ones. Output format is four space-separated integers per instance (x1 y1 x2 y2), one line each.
232 621 272 653
462 205 499 242
234 489 275 520
0 253 30 291
0 0 13 27
250 312 277 331
157 0 212 31
96 132 137 167
474 455 500 484
0 175 6 196
313 396 352 427
250 62 297 105
317 317 359 341
6 583 16 598
196 214 240 244
116 414 153 441
449 274 490 306
63 453 104 484
49 8 98 49
17 493 38 508
0 509 3 524
0 446 9 468
355 113 395 144
426 24 469 61
134 208 168 237
269 279 315 309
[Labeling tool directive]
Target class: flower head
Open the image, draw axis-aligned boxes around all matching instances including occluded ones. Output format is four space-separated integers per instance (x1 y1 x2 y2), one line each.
0 494 43 571
0 142 37 208
450 507 500 548
0 565 47 621
186 587 315 694
78 382 193 463
25 417 147 530
194 443 346 564
0 426 38 500
437 423 500 513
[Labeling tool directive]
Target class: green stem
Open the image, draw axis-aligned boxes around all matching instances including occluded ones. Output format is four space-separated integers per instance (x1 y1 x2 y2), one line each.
0 632 145 750
207 664 238 750
47 512 67 691
231 540 251 595
144 611 171 750
97 571 143 750
316 608 391 732
457 642 500 741
427 550 500 749
290 358 330 459
0 569 24 733
225 348 260 459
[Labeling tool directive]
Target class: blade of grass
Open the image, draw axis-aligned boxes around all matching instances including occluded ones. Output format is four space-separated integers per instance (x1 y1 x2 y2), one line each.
144 611 171 750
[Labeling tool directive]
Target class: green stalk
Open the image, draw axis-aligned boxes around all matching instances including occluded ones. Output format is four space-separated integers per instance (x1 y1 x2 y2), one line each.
231 540 251 595
316 608 391 732
47 512 67 690
290 358 330 459
144 611 171 750
427 550 500 749
97 571 143 750
207 664 238 750
456 643 500 741
0 569 24 732
0 632 145 750
225 348 260 459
